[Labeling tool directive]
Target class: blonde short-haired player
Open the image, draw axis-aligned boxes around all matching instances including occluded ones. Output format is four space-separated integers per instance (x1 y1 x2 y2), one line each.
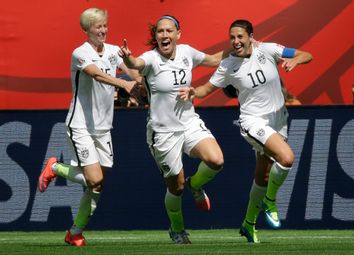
179 19 312 243
119 15 230 244
38 8 139 246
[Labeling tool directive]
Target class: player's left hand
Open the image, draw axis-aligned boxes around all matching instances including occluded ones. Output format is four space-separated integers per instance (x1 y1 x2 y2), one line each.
179 87 195 101
280 57 298 72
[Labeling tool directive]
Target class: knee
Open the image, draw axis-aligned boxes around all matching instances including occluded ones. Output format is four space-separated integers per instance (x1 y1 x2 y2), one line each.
205 154 224 170
169 184 184 196
167 179 185 196
277 152 294 168
205 157 224 171
276 150 295 168
86 178 104 192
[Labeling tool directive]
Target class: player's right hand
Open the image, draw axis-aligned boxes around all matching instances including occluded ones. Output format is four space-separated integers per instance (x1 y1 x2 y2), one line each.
119 39 132 58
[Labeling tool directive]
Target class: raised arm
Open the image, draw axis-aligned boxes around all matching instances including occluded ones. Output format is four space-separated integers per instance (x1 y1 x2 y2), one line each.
179 82 219 101
119 39 146 72
281 49 313 72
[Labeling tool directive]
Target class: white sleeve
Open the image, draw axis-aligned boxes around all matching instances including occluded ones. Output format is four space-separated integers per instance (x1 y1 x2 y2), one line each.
115 46 124 68
186 45 205 67
209 60 229 88
261 43 285 62
72 48 93 71
139 51 154 76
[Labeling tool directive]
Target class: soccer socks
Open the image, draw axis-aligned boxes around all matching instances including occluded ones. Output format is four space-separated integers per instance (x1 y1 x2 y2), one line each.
73 189 100 229
52 163 87 186
190 161 221 189
69 225 83 236
266 162 291 201
165 190 184 232
244 181 267 224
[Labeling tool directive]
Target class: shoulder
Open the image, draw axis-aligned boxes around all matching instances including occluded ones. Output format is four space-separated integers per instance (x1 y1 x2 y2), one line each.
213 56 233 75
104 42 118 49
178 44 200 53
220 55 236 68
177 44 190 49
140 49 159 69
73 42 88 52
141 49 157 59
258 42 284 53
72 43 90 57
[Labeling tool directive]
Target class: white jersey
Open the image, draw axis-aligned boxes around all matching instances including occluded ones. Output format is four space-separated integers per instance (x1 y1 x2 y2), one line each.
66 42 123 130
210 43 285 118
140 44 205 132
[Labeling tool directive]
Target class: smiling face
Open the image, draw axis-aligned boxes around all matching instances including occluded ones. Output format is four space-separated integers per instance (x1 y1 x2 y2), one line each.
155 19 181 59
229 26 253 58
86 17 108 49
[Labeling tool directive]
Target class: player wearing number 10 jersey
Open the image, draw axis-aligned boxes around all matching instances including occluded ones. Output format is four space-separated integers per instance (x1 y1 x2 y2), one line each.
179 19 312 243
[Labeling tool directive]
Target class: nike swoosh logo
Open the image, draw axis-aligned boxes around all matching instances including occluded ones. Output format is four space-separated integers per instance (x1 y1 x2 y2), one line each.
265 212 281 228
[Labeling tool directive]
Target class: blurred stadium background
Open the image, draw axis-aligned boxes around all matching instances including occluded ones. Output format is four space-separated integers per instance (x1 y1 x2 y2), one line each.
0 0 353 232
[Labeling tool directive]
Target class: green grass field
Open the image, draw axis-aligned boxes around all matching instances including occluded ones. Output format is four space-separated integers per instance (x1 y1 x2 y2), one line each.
0 229 353 255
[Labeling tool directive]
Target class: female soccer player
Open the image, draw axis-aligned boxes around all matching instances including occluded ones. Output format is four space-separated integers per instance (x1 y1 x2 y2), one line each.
38 8 139 246
119 15 227 244
179 19 312 243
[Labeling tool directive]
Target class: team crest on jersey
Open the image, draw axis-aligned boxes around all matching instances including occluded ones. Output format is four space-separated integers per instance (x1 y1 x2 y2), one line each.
257 53 266 64
81 148 89 159
256 128 265 137
108 54 117 66
182 57 189 67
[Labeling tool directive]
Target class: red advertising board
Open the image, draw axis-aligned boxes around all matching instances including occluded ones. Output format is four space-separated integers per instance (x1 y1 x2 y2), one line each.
0 0 353 109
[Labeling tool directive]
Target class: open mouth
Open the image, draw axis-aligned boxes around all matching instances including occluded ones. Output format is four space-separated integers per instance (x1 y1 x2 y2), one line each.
235 44 242 50
234 44 243 55
160 41 170 49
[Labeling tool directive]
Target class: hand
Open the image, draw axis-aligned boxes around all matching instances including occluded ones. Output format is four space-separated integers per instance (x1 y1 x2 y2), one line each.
280 57 298 72
128 82 147 105
178 86 195 101
118 39 132 58
123 80 137 94
126 96 139 107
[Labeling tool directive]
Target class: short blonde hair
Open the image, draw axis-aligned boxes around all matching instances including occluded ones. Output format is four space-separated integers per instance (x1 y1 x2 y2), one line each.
80 8 107 31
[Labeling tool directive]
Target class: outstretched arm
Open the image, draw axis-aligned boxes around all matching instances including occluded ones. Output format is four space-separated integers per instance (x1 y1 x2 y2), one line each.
179 82 219 101
281 49 313 72
119 62 143 84
119 39 146 72
200 38 260 67
201 48 233 67
83 64 137 93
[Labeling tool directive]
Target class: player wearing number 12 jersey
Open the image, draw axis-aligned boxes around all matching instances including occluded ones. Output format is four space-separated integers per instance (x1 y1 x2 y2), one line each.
119 15 231 244
179 19 312 243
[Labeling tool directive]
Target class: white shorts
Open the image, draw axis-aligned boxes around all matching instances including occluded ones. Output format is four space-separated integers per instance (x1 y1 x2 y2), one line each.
66 127 114 168
147 118 214 178
238 106 288 154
